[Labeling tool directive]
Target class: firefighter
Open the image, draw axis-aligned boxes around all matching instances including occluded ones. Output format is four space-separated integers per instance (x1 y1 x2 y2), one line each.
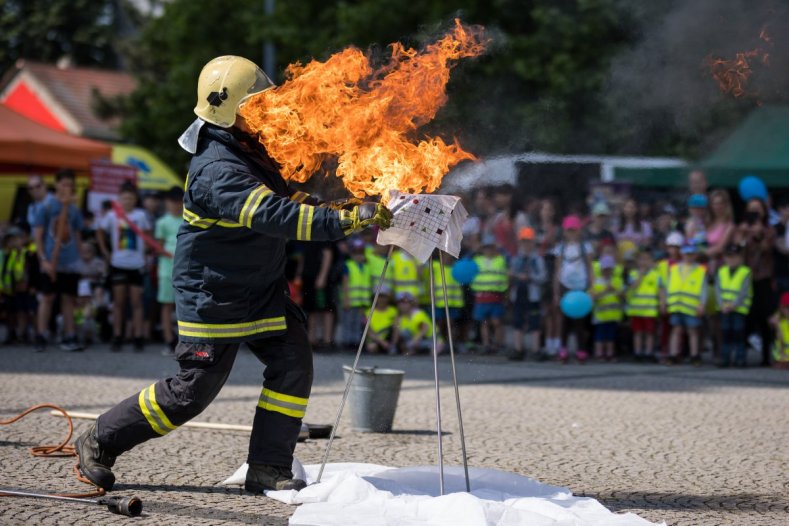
74 56 392 494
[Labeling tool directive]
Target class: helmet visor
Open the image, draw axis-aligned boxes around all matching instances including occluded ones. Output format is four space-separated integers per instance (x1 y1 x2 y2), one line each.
238 69 275 110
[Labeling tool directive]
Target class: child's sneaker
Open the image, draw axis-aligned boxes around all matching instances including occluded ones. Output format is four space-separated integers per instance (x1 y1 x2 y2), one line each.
558 348 569 364
576 350 589 364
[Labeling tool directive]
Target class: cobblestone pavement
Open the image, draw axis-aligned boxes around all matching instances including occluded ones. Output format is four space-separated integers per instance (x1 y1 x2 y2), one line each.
1 344 788 525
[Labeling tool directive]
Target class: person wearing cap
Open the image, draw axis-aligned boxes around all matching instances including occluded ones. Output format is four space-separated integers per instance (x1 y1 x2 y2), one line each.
626 249 660 362
365 286 398 354
589 254 625 361
393 291 438 355
340 239 372 350
471 234 508 354
553 215 593 361
770 292 789 368
684 193 709 247
665 242 708 366
508 226 547 360
155 187 185 356
657 231 684 359
586 201 616 251
715 243 752 367
592 242 624 284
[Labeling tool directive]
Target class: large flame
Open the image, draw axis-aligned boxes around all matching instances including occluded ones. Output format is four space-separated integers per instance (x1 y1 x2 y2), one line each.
240 20 487 198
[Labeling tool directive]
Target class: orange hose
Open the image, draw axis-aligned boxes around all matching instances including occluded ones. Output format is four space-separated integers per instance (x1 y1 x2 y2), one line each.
0 404 105 498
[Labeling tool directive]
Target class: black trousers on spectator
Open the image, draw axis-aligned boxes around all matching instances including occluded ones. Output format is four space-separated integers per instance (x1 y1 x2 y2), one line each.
96 301 312 468
748 278 776 366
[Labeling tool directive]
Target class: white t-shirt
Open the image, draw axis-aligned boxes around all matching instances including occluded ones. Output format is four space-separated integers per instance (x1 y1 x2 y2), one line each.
100 208 151 270
553 241 593 290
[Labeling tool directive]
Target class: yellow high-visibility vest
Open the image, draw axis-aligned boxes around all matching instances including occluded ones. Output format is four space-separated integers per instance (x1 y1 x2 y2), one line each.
590 275 624 323
392 250 421 298
398 308 433 338
369 305 398 335
431 260 464 308
667 264 706 316
773 318 789 363
716 265 752 315
365 246 394 290
657 259 670 289
471 255 508 293
626 268 660 318
1 247 27 294
344 260 371 308
593 260 624 283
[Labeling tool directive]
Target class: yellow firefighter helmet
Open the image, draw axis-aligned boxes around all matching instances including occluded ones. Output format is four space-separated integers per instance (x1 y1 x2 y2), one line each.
193 56 274 128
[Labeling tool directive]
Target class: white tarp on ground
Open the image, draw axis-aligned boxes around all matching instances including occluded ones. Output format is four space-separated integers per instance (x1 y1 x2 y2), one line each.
221 462 664 526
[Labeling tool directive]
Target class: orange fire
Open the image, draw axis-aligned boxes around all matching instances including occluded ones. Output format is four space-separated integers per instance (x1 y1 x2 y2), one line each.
705 28 771 99
240 20 488 198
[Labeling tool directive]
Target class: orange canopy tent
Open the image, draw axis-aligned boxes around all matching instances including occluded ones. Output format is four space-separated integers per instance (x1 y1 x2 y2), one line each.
0 104 110 171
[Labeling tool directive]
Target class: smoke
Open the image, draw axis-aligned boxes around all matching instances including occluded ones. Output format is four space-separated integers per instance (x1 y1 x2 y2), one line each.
605 0 789 156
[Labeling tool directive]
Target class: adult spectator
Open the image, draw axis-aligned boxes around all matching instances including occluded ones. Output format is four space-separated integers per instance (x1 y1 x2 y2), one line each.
737 198 776 366
97 182 151 352
298 240 337 350
32 169 83 352
616 197 653 250
536 199 561 354
26 175 55 227
705 190 736 270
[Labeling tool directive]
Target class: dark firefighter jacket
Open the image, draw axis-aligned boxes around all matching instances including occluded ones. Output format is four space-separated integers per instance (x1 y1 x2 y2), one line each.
173 124 346 343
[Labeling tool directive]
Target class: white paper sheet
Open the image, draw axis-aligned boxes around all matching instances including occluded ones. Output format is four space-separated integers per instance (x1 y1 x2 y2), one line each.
376 190 468 264
221 462 664 526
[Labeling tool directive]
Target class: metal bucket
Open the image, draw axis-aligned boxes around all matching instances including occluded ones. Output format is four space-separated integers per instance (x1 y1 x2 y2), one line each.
342 366 405 433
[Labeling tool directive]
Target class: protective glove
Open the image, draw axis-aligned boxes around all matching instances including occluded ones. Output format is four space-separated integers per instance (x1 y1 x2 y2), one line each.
340 202 393 235
322 197 364 211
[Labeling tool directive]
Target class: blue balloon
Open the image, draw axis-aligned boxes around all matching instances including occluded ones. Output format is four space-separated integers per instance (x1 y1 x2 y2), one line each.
560 291 593 319
738 175 768 202
451 259 479 285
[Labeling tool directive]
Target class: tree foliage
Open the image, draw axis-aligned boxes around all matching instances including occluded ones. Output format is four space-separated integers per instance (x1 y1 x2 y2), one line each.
0 0 125 72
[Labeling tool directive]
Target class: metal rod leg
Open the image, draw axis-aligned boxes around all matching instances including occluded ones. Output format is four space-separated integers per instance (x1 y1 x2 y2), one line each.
316 245 395 484
439 251 471 492
428 255 445 495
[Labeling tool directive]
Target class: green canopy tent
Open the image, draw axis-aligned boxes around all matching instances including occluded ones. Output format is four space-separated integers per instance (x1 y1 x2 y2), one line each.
614 105 789 188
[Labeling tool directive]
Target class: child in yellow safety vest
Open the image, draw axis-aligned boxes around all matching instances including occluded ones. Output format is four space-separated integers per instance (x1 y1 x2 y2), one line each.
589 255 624 361
365 287 398 354
664 243 707 366
1 225 37 345
393 291 442 355
770 292 789 369
715 244 752 367
626 249 660 362
471 235 508 354
341 239 372 349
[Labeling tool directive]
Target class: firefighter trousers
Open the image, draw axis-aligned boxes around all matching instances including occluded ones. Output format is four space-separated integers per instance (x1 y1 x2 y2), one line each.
95 300 312 468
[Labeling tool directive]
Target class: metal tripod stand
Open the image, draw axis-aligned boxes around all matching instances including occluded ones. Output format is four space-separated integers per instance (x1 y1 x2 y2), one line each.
316 246 470 495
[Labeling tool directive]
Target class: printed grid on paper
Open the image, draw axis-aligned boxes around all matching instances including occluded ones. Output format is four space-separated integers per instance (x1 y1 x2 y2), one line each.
390 195 452 246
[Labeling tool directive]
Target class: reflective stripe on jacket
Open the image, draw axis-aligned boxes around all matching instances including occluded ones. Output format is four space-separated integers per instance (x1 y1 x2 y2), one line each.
345 260 371 308
471 255 508 293
667 264 706 316
626 268 660 318
392 250 421 298
590 275 624 323
174 125 346 343
432 260 464 308
715 265 752 315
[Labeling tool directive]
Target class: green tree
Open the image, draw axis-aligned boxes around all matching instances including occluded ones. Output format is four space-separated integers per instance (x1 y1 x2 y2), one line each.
0 0 127 72
109 0 632 171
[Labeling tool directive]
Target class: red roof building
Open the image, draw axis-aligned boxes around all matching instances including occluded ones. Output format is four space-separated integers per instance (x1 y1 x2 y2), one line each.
0 60 136 141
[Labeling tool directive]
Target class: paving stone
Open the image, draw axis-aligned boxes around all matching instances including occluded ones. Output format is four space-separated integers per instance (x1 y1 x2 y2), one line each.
1 345 787 525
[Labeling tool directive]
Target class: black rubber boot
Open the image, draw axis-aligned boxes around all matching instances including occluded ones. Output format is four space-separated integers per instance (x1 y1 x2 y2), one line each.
74 424 117 491
245 464 307 493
